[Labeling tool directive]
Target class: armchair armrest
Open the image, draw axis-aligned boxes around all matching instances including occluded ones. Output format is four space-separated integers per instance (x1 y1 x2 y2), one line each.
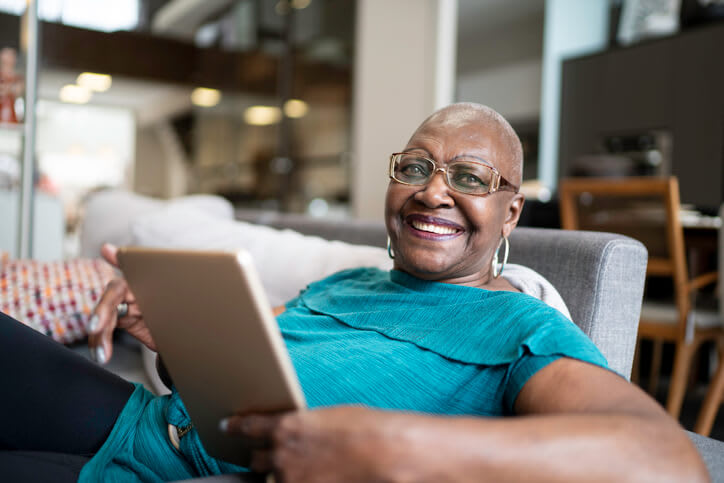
687 430 724 482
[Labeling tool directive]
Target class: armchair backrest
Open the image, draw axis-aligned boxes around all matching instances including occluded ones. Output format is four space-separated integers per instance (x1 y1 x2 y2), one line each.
508 227 647 379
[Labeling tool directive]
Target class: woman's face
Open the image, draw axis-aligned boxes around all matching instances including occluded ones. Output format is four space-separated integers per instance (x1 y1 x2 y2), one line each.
385 114 524 286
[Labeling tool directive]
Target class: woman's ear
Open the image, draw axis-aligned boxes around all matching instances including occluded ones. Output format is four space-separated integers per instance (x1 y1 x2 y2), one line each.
502 193 525 238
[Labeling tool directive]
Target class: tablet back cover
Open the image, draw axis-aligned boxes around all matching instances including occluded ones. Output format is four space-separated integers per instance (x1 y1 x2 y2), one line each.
118 247 305 465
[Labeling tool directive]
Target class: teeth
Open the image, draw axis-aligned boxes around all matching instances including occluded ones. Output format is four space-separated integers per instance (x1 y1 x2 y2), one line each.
411 220 458 235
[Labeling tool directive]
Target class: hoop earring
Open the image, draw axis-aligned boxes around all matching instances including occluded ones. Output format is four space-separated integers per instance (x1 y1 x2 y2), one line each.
491 236 509 279
387 236 395 259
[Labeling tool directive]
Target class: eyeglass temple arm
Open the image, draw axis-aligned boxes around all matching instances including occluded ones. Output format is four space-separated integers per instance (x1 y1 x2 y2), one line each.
496 175 519 193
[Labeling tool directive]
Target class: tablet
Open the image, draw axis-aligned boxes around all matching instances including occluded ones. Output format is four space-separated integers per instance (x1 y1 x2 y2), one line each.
117 247 306 466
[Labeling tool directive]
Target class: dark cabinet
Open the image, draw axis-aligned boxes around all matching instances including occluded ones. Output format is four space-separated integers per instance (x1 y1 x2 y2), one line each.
599 41 674 131
559 22 724 209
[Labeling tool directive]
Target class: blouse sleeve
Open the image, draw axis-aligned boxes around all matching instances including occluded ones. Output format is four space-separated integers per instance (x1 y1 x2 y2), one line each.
503 352 560 413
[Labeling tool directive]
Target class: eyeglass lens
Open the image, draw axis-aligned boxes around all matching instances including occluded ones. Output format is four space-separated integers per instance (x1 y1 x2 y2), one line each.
392 154 494 195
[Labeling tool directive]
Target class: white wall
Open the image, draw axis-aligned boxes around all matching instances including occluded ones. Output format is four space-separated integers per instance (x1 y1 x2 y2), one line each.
456 9 544 75
134 122 189 199
538 0 610 189
455 7 544 124
457 58 542 122
134 126 167 198
351 0 457 220
35 101 135 197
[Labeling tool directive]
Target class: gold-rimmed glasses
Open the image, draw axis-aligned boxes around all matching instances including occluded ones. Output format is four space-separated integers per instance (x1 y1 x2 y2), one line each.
389 152 519 196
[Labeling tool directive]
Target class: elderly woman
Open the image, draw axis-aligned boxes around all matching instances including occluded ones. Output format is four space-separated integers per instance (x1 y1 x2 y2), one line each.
0 103 707 482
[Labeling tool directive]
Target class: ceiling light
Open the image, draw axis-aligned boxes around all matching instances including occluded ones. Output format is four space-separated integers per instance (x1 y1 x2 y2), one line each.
283 99 308 118
191 87 221 107
244 106 282 126
291 0 311 9
59 84 92 104
77 72 112 92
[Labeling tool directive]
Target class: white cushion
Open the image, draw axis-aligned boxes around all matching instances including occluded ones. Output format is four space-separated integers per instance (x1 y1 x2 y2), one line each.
641 301 721 328
80 190 233 258
503 264 572 320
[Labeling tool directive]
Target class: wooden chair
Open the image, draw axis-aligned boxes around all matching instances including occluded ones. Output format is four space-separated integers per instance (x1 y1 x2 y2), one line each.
559 177 720 420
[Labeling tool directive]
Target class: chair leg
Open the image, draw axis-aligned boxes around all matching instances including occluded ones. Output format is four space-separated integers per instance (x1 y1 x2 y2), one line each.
631 339 642 385
694 354 724 435
648 339 663 396
666 341 697 419
694 339 724 436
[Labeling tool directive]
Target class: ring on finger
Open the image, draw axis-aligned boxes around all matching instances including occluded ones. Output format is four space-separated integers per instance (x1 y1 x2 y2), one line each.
117 302 129 319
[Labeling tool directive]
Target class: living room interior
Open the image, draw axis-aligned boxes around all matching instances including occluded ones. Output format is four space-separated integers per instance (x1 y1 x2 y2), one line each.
1 0 723 479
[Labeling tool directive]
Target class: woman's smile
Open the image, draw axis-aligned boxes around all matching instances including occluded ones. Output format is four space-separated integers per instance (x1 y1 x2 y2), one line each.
404 214 464 240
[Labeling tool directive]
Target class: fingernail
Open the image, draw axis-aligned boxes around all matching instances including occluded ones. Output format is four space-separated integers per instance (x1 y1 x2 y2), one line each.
88 315 99 332
219 418 229 432
95 346 106 365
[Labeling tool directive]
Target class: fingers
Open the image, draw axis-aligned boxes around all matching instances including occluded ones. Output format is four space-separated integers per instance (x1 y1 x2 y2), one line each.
100 243 119 268
249 450 275 474
221 413 283 439
221 414 286 475
88 278 128 364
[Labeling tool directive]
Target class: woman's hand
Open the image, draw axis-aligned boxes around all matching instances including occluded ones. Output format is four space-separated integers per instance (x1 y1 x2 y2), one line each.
88 243 156 364
222 406 412 483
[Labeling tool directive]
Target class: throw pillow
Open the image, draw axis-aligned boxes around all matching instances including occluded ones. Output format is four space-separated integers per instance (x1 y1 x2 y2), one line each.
0 258 115 344
79 190 234 258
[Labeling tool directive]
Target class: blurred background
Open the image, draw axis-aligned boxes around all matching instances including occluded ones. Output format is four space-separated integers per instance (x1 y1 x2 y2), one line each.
0 0 723 438
1 0 722 259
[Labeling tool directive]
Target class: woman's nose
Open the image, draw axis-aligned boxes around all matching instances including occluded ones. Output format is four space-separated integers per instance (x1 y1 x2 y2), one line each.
414 171 455 208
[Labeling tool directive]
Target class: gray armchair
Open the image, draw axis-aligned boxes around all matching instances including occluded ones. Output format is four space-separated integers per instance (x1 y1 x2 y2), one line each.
187 214 724 482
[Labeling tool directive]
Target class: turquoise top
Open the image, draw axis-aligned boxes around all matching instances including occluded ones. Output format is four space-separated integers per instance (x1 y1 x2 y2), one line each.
79 268 608 482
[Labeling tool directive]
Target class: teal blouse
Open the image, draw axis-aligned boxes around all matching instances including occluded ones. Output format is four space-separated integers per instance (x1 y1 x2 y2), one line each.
79 268 608 482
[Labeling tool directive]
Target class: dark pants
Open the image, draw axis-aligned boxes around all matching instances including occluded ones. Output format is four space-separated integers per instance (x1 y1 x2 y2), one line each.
0 311 135 481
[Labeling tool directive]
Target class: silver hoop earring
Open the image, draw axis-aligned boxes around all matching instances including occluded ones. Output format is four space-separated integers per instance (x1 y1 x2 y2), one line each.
491 236 509 279
387 236 395 259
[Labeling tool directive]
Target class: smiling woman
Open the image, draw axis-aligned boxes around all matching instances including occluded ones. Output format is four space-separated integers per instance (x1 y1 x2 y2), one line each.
0 103 709 483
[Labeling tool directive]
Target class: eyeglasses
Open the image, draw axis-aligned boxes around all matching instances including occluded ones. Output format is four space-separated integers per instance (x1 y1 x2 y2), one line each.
389 152 519 196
